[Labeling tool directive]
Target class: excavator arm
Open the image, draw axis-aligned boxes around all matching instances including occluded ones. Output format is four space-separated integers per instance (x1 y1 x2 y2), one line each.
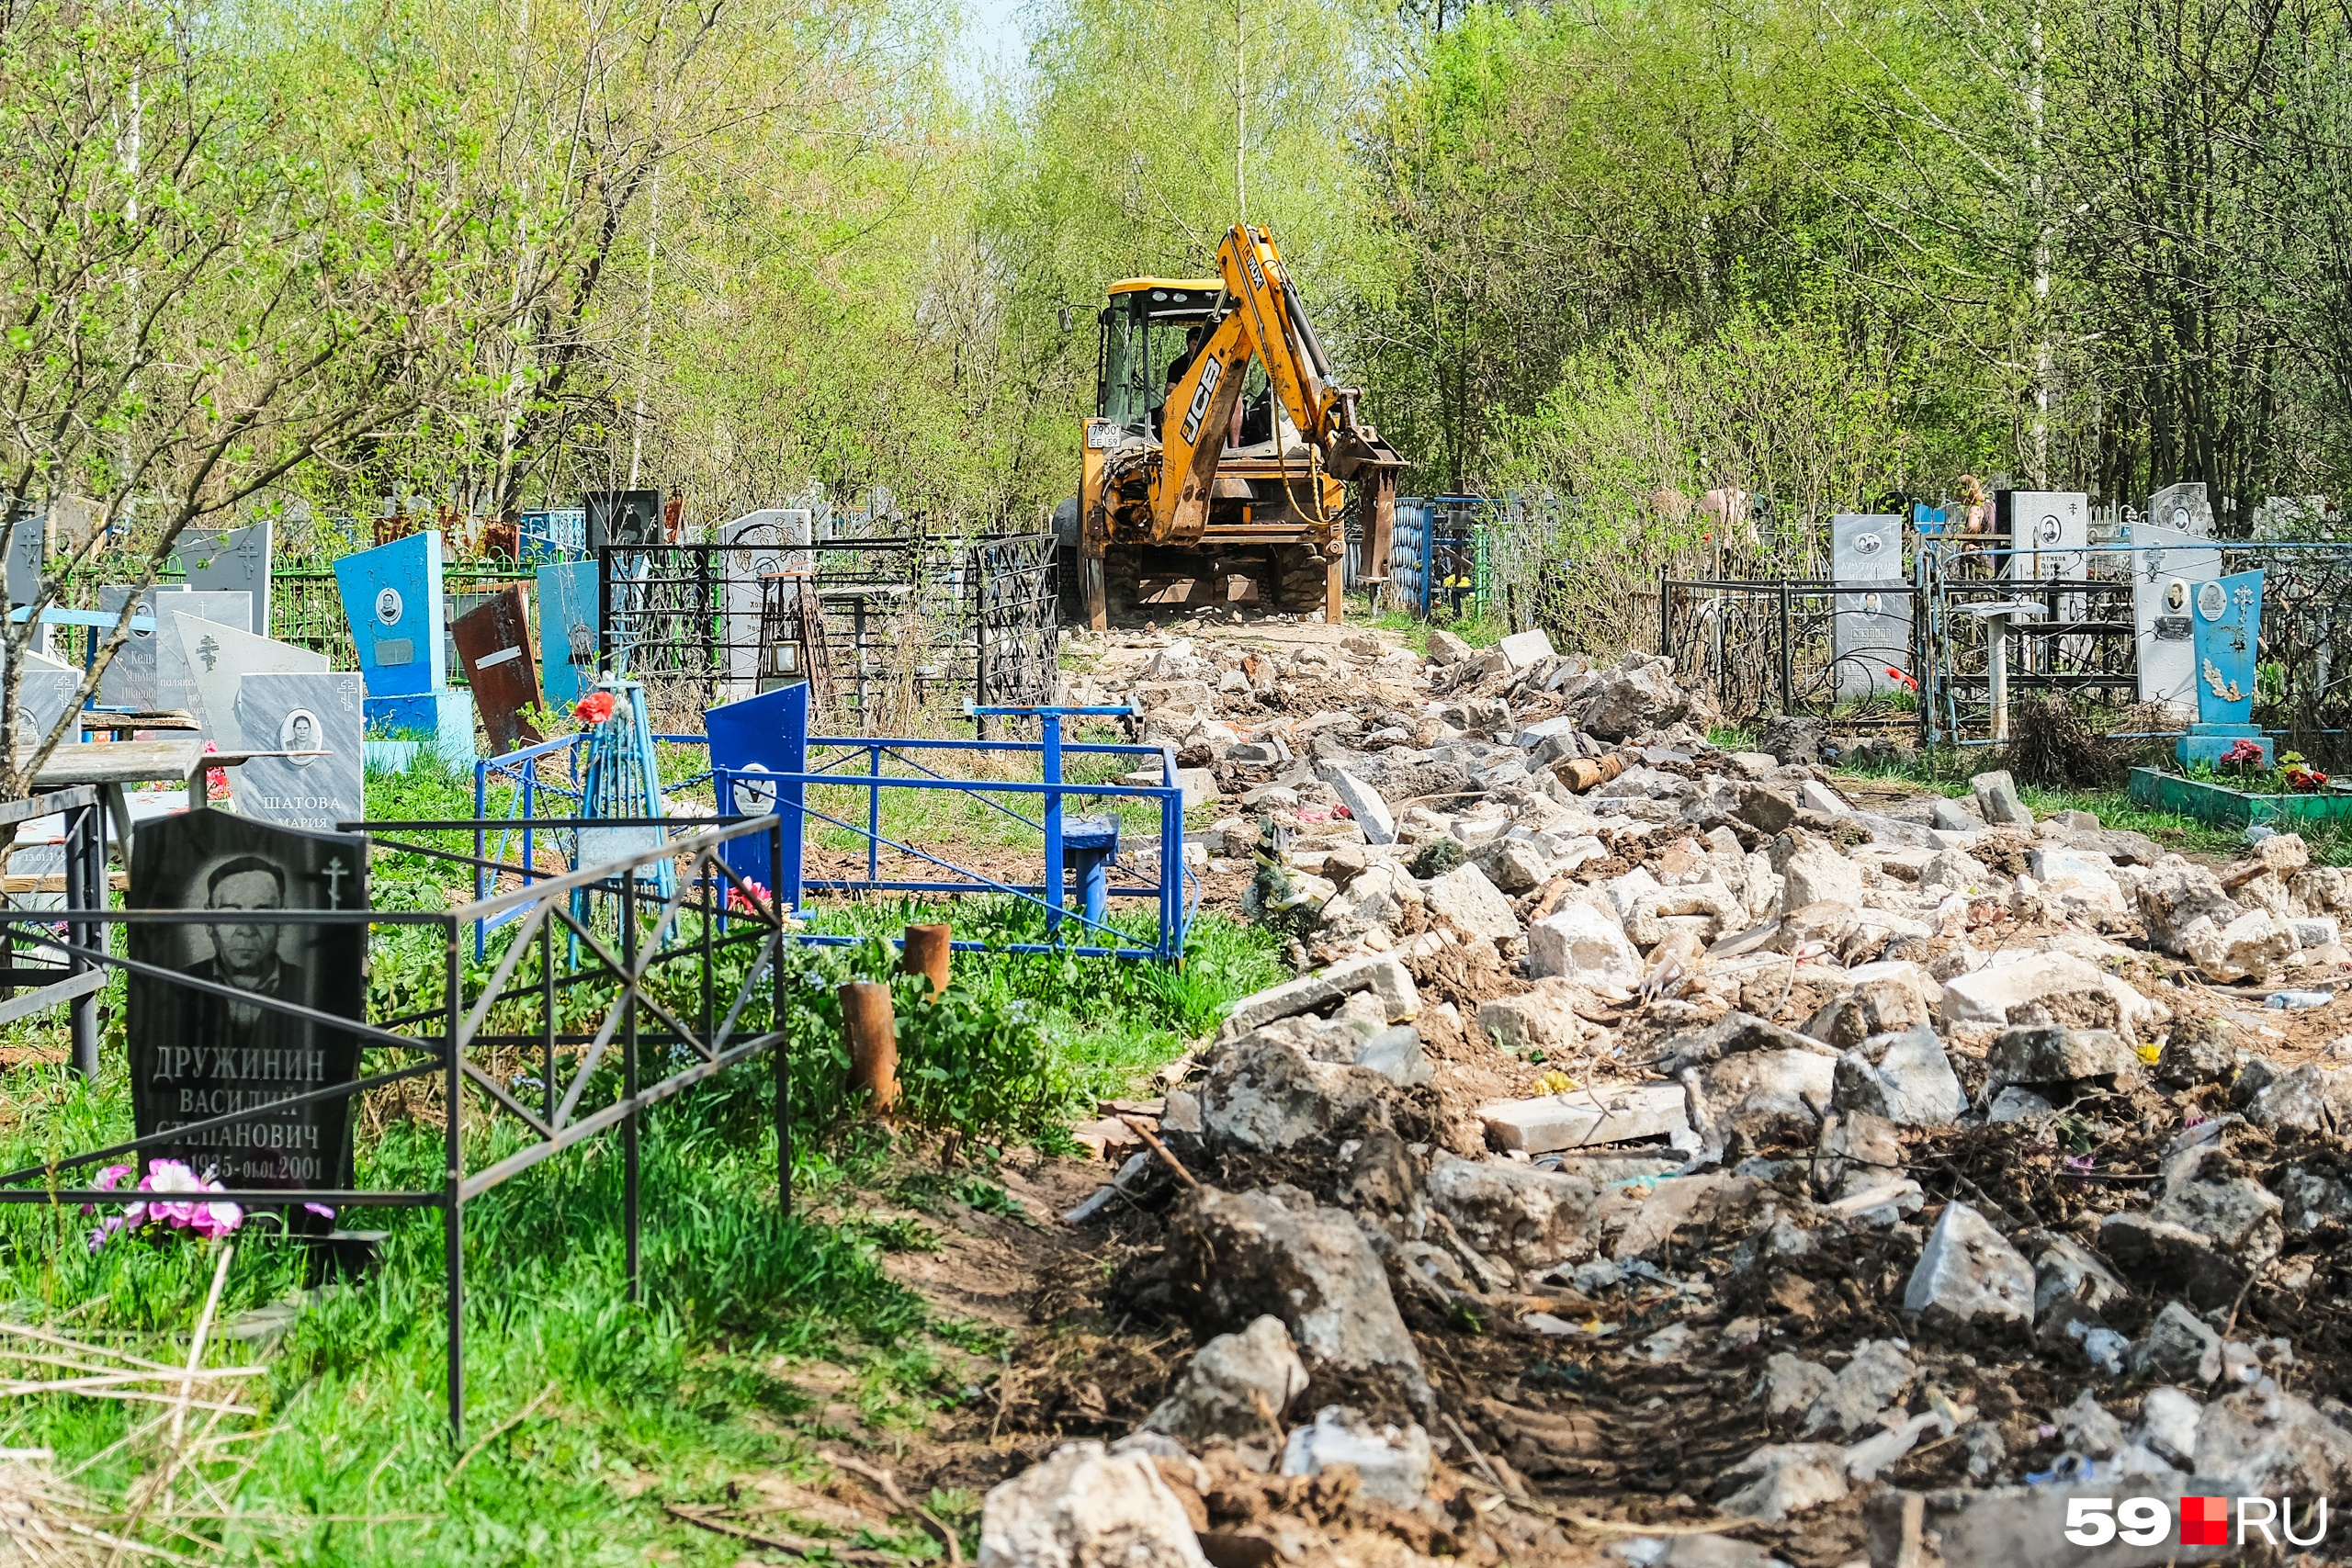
1151 225 1402 548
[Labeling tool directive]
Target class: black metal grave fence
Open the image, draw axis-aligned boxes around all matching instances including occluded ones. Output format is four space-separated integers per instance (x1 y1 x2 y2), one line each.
0 799 792 1444
598 532 1057 731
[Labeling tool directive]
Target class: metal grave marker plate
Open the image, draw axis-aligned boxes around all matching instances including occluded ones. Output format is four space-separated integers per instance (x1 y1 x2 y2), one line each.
451 586 544 754
537 559 600 710
333 531 446 697
232 671 364 831
706 681 807 897
166 520 272 629
1829 513 1907 699
2189 570 2262 728
126 810 368 1206
2132 522 2222 712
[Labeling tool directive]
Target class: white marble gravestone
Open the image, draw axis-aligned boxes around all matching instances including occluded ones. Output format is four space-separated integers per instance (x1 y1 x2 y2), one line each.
2132 522 2223 713
1830 513 1907 699
2007 491 2087 581
718 509 813 699
2148 481 2216 539
169 613 327 743
149 592 256 714
232 671 364 832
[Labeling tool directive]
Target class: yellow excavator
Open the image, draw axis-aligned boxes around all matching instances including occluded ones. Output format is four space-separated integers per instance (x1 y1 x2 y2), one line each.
1059 224 1401 627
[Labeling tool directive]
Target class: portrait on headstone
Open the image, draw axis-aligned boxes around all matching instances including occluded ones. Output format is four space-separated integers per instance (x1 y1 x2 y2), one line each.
232 671 364 831
127 811 368 1212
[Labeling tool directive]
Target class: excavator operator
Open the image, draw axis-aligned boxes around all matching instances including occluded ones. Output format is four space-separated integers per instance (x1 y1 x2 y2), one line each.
1158 324 1205 440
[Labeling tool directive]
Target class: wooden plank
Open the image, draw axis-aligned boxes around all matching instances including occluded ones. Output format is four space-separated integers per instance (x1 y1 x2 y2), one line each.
0 969 104 1029
30 740 204 787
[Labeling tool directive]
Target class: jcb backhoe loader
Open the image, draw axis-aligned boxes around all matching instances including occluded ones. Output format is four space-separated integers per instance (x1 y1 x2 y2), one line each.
1057 224 1402 627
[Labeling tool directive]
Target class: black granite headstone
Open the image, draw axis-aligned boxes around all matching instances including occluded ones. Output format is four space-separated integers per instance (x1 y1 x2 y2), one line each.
127 811 368 1200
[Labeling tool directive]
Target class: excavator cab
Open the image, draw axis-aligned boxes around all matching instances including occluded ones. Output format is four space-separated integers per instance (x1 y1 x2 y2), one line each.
1095 278 1220 435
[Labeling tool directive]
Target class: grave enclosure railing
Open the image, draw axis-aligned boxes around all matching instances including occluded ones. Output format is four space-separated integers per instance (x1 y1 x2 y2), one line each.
595 533 1059 732
469 700 1197 962
1658 575 1925 733
1665 542 2352 760
0 802 793 1444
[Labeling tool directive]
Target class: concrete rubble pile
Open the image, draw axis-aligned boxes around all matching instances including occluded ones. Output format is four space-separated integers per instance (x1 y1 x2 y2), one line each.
982 622 2352 1568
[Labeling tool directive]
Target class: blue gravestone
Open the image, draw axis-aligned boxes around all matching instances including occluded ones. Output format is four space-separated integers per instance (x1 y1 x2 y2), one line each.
2177 569 2271 769
334 531 475 761
334 532 446 698
537 559 600 711
706 681 807 908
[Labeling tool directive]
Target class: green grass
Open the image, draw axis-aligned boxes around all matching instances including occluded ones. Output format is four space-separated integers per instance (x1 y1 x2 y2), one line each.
1821 744 2318 862
0 759 1284 1562
1357 605 1505 654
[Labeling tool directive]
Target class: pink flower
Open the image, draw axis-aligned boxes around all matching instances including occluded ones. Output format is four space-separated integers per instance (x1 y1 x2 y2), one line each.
86 1158 242 1247
304 1203 335 1220
574 691 618 725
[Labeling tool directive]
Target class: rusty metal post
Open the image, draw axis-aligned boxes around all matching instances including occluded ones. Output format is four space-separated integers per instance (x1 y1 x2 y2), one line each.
839 980 899 1112
901 924 951 999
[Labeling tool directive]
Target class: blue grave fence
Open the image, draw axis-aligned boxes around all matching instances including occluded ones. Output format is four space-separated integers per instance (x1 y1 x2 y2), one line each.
471 693 1196 962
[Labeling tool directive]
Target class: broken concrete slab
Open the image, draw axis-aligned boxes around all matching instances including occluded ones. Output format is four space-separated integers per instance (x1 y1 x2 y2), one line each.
1903 1201 2032 1333
1325 768 1396 846
978 1441 1211 1568
2132 1301 2223 1383
1714 1443 1848 1524
1425 863 1521 942
1167 1187 1433 1418
1422 1153 1600 1269
1831 1027 1966 1127
1938 952 2110 1027
1985 1026 2140 1091
1478 1082 1692 1154
1527 903 1643 989
1279 1405 1433 1507
1142 1314 1309 1445
1970 768 2034 828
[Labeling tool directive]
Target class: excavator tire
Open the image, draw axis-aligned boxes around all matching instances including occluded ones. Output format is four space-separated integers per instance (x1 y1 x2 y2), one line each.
1104 546 1142 619
1273 546 1330 615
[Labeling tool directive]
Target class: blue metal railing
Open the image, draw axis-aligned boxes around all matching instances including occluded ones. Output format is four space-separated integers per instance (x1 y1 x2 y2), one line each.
472 705 1196 962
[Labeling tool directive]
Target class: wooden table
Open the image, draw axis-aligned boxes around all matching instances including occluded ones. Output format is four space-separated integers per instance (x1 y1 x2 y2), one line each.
30 740 209 871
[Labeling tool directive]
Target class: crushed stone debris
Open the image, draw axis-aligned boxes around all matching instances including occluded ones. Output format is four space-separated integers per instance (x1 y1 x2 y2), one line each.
966 622 2352 1568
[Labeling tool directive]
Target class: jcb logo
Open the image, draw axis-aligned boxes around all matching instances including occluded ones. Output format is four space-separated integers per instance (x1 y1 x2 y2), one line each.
1181 355 1223 446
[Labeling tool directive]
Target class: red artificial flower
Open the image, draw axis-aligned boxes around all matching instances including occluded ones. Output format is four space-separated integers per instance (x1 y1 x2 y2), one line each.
2222 738 2265 767
574 691 618 725
1884 666 1919 692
